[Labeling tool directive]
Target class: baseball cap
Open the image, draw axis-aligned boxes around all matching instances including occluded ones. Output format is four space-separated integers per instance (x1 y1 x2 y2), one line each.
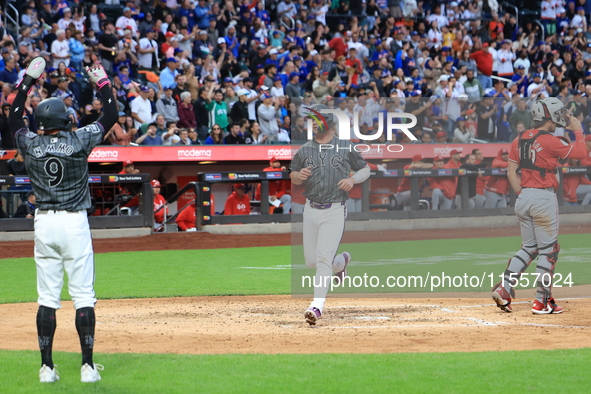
435 131 446 139
261 92 272 99
410 89 422 97
237 89 249 96
199 30 207 35
434 155 445 162
123 7 131 12
499 148 509 155
151 180 161 187
50 72 60 78
58 76 68 83
1 48 10 54
438 75 449 83
450 149 460 156
234 183 246 189
165 31 175 38
174 48 184 54
166 57 178 63
289 72 299 79
269 48 278 55
258 44 267 50
321 70 329 75
270 157 279 163
293 55 302 61
140 85 150 92
533 73 541 78
442 46 451 52
273 75 281 81
63 7 71 13
516 65 525 70
217 37 226 44
412 154 424 162
222 77 232 83
243 77 253 83
482 43 490 48
456 116 467 122
124 160 134 166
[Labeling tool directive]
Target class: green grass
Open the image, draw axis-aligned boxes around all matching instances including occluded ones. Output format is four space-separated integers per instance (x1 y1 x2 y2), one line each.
2 234 591 303
1 348 590 394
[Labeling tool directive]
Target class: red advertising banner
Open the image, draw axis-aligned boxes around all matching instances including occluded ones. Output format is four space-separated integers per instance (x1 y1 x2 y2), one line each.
2 143 511 163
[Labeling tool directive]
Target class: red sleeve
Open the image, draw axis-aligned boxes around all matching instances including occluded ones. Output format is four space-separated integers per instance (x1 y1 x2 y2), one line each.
562 131 587 160
176 208 189 230
224 195 235 215
508 138 520 163
492 158 508 168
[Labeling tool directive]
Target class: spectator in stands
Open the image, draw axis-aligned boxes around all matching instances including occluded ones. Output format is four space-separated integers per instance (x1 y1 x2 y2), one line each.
258 93 279 142
136 122 164 145
470 43 493 90
230 89 249 123
178 92 197 129
223 122 245 144
0 57 19 86
453 116 472 143
205 87 229 131
160 57 180 90
15 192 36 219
110 112 137 146
485 148 510 208
131 86 154 128
204 124 224 144
175 128 194 146
51 30 70 69
476 93 498 141
224 183 251 215
138 28 160 73
156 87 180 123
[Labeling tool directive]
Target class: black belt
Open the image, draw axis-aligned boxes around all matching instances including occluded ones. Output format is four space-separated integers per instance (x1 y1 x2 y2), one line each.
309 201 346 209
523 187 556 193
37 210 79 215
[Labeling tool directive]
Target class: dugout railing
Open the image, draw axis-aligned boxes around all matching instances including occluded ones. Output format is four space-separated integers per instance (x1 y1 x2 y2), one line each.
194 167 591 228
0 174 153 232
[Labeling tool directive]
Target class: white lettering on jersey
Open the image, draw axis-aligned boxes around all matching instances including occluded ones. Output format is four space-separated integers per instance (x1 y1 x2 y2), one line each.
84 124 101 134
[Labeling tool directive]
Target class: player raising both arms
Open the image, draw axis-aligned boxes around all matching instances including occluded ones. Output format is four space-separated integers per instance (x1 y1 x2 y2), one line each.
290 105 371 326
492 98 587 314
9 57 118 383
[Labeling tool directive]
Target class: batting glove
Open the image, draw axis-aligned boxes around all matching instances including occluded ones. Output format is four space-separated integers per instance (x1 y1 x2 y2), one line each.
17 56 46 95
86 63 111 89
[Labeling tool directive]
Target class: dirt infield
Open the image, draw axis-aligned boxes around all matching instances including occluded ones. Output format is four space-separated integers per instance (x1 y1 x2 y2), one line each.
3 224 591 259
2 296 591 355
1 224 591 355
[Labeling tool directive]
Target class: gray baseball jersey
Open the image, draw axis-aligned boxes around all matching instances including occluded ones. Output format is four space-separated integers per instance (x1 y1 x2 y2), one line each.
290 136 367 203
15 123 104 211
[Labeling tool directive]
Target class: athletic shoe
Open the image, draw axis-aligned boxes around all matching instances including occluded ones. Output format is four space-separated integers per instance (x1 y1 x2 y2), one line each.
334 251 351 282
532 299 564 315
304 307 321 325
39 364 59 383
81 363 104 383
492 291 513 313
26 57 46 80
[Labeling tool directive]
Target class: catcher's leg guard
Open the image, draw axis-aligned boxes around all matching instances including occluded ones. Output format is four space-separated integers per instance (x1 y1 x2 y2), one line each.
535 242 559 303
495 245 538 298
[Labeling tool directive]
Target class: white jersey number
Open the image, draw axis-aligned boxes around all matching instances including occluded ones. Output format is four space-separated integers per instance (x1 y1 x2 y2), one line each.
44 158 64 187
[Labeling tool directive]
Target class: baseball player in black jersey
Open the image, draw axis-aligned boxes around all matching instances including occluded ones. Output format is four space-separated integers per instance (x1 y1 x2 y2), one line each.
290 105 370 325
9 57 118 383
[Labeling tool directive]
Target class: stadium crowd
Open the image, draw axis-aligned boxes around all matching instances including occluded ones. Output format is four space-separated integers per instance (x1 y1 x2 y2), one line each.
3 0 591 149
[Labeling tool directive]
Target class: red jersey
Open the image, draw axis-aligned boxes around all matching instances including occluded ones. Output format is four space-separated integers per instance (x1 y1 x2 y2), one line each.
397 164 412 193
439 159 462 199
345 58 362 85
485 156 510 195
224 192 251 215
475 160 488 195
154 194 167 224
176 203 196 231
581 149 591 166
508 129 586 189
256 166 289 199
562 164 591 202
328 37 348 59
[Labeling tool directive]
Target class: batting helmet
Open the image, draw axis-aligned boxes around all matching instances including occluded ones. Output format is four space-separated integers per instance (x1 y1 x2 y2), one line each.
308 104 336 134
35 97 72 131
531 97 569 128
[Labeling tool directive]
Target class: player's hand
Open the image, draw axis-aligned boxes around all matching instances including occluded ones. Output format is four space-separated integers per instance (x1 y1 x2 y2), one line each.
85 63 110 89
299 166 312 181
566 115 582 131
337 177 355 192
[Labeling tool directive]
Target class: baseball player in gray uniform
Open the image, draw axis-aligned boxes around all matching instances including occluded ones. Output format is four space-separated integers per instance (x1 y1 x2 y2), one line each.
492 98 586 314
290 105 370 325
9 58 118 383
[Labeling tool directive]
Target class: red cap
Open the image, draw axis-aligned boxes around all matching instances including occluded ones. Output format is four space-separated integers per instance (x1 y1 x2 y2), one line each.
436 131 446 139
270 157 279 162
412 154 424 162
434 155 445 162
124 160 133 166
482 43 489 48
499 148 509 155
151 180 161 187
233 183 246 189
165 31 175 38
450 149 460 156
585 135 591 141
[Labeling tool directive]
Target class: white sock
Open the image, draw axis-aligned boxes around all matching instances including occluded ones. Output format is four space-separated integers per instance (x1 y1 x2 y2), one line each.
310 298 325 314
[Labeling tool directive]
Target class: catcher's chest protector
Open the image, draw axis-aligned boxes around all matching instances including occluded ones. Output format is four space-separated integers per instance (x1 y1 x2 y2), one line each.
518 130 556 178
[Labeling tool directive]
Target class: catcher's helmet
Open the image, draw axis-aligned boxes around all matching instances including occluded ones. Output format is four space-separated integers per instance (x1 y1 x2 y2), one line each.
308 104 336 134
35 97 72 131
531 97 569 128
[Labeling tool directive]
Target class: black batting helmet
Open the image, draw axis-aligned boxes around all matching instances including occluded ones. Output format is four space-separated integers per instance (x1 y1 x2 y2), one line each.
35 98 72 131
